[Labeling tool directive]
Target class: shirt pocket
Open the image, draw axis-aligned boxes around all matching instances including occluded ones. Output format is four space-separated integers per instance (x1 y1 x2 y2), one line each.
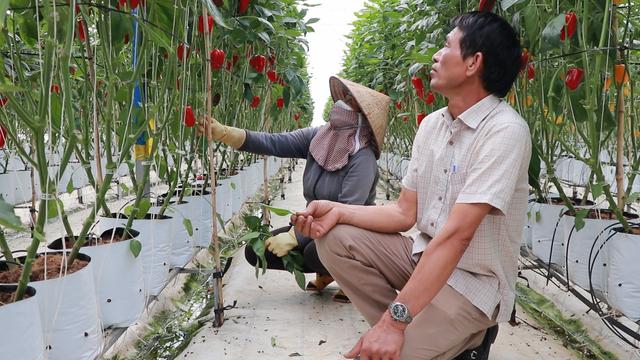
447 171 467 203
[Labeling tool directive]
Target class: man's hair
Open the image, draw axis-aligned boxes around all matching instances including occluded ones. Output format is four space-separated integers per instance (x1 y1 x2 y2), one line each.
451 11 521 98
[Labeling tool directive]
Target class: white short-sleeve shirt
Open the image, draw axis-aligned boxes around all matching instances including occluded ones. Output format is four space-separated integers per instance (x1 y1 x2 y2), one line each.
402 94 531 322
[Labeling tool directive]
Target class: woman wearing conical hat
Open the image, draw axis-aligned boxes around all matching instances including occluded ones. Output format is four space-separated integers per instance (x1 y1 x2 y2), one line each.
199 76 391 303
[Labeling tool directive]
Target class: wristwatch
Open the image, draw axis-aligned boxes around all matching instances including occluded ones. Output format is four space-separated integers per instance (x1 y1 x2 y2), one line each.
388 302 413 324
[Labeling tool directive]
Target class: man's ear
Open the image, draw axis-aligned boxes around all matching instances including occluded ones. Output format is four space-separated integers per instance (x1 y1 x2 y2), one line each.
466 52 483 77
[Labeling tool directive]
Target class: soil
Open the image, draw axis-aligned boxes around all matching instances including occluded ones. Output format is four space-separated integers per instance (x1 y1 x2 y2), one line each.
547 197 595 206
60 233 131 247
564 208 638 220
0 254 88 284
0 290 32 306
630 227 640 235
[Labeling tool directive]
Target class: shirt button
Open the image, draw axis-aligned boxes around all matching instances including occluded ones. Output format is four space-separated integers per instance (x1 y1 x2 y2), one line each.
438 196 443 201
448 140 454 145
430 222 435 227
444 169 448 174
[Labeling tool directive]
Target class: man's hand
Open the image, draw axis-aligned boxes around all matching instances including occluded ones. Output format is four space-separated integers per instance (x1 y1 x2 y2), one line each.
290 200 340 238
344 315 405 360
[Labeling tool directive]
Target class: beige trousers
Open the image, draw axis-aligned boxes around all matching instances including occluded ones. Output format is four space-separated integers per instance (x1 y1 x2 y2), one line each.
316 224 497 360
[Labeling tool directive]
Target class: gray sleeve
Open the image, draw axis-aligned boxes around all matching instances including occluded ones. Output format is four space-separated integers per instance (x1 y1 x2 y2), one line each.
239 127 319 159
338 148 378 205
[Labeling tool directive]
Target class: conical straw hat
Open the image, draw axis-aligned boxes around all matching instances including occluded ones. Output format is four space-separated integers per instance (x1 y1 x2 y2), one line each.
329 76 391 159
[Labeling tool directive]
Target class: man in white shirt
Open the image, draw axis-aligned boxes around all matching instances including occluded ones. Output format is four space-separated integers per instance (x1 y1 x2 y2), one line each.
291 11 531 360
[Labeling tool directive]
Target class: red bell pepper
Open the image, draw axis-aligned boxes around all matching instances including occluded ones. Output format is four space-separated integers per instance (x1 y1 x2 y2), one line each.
424 91 435 105
417 113 427 126
478 0 496 12
527 64 535 80
210 49 226 70
276 97 284 109
560 12 577 41
177 43 190 62
267 70 279 83
239 0 250 14
198 15 214 34
411 76 425 99
249 55 266 73
250 96 261 109
565 67 584 91
0 125 6 148
184 106 195 127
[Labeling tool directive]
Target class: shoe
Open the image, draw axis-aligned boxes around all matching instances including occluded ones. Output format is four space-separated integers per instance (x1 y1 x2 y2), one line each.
453 325 499 360
305 273 334 291
332 289 350 303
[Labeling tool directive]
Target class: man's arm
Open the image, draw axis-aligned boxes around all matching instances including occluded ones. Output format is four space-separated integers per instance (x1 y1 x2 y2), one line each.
292 188 418 239
379 202 492 330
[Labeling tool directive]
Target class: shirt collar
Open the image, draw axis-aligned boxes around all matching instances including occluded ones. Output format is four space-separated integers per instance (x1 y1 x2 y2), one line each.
445 94 501 130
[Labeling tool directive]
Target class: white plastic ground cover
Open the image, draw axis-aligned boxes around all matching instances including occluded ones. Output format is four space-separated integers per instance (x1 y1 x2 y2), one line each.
554 157 590 186
151 202 195 268
0 170 32 205
0 285 44 360
217 179 234 222
607 230 640 321
31 252 103 360
563 213 618 293
75 229 145 328
529 201 567 266
97 214 173 296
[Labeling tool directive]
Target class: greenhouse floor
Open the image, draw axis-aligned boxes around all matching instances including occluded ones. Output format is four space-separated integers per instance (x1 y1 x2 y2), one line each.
176 162 577 360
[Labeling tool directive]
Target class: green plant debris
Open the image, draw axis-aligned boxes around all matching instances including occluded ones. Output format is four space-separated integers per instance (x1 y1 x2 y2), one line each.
515 283 618 360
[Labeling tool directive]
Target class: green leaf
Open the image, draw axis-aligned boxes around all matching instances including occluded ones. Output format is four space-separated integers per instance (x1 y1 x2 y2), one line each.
138 20 171 50
183 218 193 237
137 198 152 219
119 183 130 194
66 177 74 194
540 14 565 53
627 192 640 204
203 0 231 29
243 215 262 231
46 199 64 220
408 63 424 77
535 210 541 223
261 203 294 216
238 231 261 243
0 196 24 231
129 239 142 258
590 183 604 200
271 336 277 348
500 0 525 11
293 269 306 291
0 2 9 30
574 209 589 231
230 182 236 190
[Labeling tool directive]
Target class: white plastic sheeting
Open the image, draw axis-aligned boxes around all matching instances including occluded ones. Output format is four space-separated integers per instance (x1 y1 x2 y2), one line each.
607 231 640 321
151 202 195 268
97 214 173 296
31 252 102 360
563 214 620 293
529 202 568 266
80 231 145 328
0 285 44 360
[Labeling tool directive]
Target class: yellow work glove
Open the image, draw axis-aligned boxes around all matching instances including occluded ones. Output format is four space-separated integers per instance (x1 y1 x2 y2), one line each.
197 116 246 149
265 228 298 257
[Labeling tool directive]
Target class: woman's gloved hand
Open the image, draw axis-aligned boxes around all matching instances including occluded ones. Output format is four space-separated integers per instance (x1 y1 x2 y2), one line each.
265 227 298 257
197 116 246 149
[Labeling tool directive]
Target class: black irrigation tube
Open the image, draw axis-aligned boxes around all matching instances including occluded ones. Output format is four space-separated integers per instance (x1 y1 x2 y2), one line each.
526 248 640 348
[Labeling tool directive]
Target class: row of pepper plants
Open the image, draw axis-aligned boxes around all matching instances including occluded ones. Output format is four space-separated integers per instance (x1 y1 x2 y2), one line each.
0 0 314 304
339 0 639 226
336 0 640 342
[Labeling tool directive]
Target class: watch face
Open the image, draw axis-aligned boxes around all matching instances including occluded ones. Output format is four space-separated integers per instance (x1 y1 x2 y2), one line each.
392 303 407 319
